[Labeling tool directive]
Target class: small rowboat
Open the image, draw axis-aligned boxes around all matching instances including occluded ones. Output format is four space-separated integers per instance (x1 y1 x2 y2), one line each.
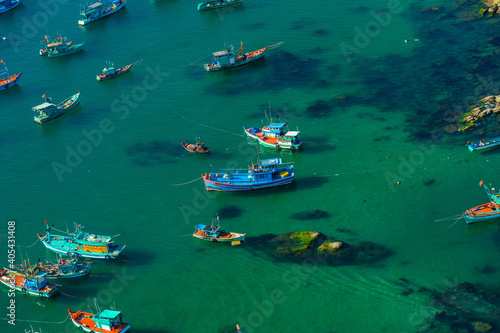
467 136 500 152
463 183 500 224
181 139 210 154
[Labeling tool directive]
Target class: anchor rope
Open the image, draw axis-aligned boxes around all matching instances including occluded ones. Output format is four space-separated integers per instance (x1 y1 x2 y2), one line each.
177 114 245 138
172 176 202 186
189 52 213 66
0 314 69 324
18 238 40 248
59 290 86 300
441 215 464 231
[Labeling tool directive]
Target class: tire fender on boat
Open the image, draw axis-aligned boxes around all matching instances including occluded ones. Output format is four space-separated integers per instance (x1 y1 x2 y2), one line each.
39 292 44 297
105 255 110 261
211 239 217 243
22 287 26 293
78 326 83 331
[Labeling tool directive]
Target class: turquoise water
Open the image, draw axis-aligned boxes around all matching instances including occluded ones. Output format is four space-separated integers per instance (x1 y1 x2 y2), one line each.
2 0 500 332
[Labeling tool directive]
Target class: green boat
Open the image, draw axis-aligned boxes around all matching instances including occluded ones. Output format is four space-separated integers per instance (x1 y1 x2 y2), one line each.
40 35 84 58
197 0 242 11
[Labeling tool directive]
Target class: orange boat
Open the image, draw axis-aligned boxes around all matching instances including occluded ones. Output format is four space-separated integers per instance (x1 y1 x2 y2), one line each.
68 302 130 333
181 138 210 154
0 59 21 91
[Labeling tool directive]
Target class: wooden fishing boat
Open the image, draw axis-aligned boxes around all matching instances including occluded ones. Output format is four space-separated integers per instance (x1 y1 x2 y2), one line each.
97 62 133 81
68 300 131 332
40 35 84 57
37 221 126 260
0 0 21 13
244 122 302 150
193 216 245 243
79 0 127 26
37 256 91 279
0 267 58 297
197 0 241 11
463 183 500 224
33 91 81 124
181 139 211 154
204 42 266 72
0 59 21 91
467 136 500 152
202 157 294 191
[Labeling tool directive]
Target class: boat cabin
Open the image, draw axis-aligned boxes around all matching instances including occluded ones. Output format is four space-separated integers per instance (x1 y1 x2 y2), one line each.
212 48 236 67
278 131 300 143
195 224 221 237
32 102 56 116
24 268 48 290
93 309 123 330
262 123 288 137
101 67 116 76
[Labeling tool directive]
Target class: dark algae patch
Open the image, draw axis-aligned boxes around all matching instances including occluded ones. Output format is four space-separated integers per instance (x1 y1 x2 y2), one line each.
217 205 243 219
290 209 331 220
126 140 178 166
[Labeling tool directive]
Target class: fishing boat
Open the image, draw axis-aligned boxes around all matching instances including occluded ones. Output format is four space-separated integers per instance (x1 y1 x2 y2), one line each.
204 42 266 72
181 138 211 154
78 0 127 26
0 59 21 91
68 300 131 332
36 256 91 279
0 266 58 297
197 0 241 11
0 0 21 13
40 35 84 57
37 221 126 260
202 157 294 191
244 122 302 150
467 137 500 152
33 91 81 124
97 62 133 81
193 216 245 243
463 183 500 224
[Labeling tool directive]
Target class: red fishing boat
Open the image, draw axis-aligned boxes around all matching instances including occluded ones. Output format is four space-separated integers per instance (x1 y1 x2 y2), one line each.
0 59 21 91
68 300 130 332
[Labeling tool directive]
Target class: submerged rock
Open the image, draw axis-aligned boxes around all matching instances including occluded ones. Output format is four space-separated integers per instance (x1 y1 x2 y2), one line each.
290 209 331 220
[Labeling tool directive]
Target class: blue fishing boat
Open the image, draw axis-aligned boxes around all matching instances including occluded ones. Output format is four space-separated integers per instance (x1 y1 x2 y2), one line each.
202 157 294 191
33 91 81 124
197 0 241 11
97 62 133 81
244 122 302 150
205 42 266 72
68 300 131 333
467 136 500 152
37 256 91 279
0 266 59 297
78 0 127 26
37 221 126 260
0 0 21 13
193 216 245 242
0 59 21 91
463 183 500 224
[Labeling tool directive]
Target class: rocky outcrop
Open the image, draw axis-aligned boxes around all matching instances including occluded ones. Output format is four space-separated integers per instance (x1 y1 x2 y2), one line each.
246 231 392 266
456 95 500 131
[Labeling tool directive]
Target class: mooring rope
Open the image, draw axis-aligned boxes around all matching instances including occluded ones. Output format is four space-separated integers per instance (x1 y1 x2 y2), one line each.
177 114 245 138
441 215 464 231
189 52 213 65
59 291 86 300
18 238 39 248
172 176 202 186
0 314 69 324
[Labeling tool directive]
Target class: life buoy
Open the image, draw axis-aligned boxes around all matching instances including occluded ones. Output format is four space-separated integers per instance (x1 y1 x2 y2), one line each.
22 287 26 293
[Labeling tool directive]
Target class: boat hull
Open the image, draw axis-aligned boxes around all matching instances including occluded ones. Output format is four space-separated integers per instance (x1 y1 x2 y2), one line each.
37 234 125 260
197 0 241 11
45 264 91 279
46 43 85 57
205 47 266 72
78 0 127 25
69 310 131 333
34 92 81 124
181 142 211 154
97 64 132 81
0 72 21 91
463 200 500 224
243 127 301 150
0 269 58 297
193 232 245 242
202 171 294 191
0 0 21 13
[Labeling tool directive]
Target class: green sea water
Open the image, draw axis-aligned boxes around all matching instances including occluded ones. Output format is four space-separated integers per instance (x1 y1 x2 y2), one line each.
2 0 500 332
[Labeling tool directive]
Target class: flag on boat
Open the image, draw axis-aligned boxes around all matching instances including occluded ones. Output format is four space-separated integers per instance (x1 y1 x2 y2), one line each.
42 94 46 98
479 180 484 186
0 59 3 63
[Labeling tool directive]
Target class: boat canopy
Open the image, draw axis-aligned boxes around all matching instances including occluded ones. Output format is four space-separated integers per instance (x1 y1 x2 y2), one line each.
98 309 121 319
260 158 282 166
195 224 207 230
33 102 55 110
268 122 287 128
89 2 104 9
284 131 300 137
213 50 229 57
